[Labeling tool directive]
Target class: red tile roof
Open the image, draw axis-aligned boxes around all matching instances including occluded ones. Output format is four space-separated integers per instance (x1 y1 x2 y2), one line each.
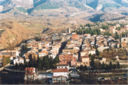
52 68 69 72
57 61 68 66
81 56 89 58
72 34 79 40
59 54 73 62
25 67 36 75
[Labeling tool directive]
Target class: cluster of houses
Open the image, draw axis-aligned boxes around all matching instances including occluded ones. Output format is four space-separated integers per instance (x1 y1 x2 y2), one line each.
0 30 127 83
49 33 127 83
109 24 128 34
25 39 61 59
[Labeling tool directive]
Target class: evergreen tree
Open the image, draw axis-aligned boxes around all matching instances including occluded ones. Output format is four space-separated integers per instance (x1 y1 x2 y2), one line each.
94 37 97 49
116 62 120 68
104 32 111 36
42 56 50 69
108 61 113 70
53 56 59 64
101 63 105 69
90 55 95 69
96 48 100 56
86 24 91 27
114 32 120 39
38 58 43 70
102 24 109 30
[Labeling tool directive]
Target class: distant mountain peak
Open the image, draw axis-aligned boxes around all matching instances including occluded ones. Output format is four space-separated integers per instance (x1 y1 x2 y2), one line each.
0 0 128 14
11 0 34 8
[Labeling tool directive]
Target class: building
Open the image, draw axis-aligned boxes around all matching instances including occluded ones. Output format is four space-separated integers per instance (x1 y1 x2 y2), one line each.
0 50 20 57
80 51 89 56
37 73 53 80
52 68 69 84
52 68 69 78
100 58 107 64
79 56 90 67
50 44 61 59
59 54 73 63
24 51 38 62
0 56 3 67
38 50 48 58
110 26 117 34
59 54 77 66
98 46 109 52
89 50 96 55
57 62 70 70
52 76 68 84
24 67 38 80
71 33 79 40
121 37 128 48
13 57 24 65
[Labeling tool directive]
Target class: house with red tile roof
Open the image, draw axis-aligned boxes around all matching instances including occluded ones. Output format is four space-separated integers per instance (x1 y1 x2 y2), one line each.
24 67 38 80
59 54 77 66
71 33 79 40
57 61 69 69
52 68 69 83
52 68 69 73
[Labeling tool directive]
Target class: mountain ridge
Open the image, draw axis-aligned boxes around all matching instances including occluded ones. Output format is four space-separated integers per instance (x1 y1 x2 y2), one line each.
0 0 128 23
0 0 128 14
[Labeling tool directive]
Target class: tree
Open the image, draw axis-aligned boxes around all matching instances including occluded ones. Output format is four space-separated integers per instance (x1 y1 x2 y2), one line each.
116 62 120 68
37 56 58 70
77 65 87 71
116 27 121 30
102 24 109 30
114 32 120 39
14 63 18 69
104 32 112 36
108 61 113 70
19 63 24 70
96 48 100 56
20 44 29 56
101 63 106 69
42 56 51 69
94 37 97 48
53 56 59 64
90 55 95 69
86 24 91 27
38 58 43 70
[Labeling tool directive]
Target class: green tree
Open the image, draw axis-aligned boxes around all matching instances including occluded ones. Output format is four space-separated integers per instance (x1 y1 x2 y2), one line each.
96 48 100 56
116 27 121 30
38 58 43 70
42 56 51 69
90 55 95 69
20 44 29 56
37 56 58 70
102 24 109 30
53 56 59 64
101 63 106 69
104 32 112 36
108 61 113 70
114 32 120 39
86 24 91 27
116 62 120 68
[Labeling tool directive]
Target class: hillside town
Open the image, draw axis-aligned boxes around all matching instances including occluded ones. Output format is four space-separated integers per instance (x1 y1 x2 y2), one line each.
0 23 128 84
